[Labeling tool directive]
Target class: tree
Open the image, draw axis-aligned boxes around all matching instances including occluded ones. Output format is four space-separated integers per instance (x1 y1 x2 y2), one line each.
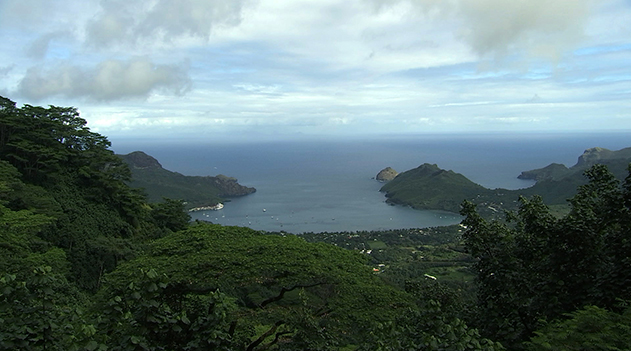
149 198 190 234
363 281 504 350
460 164 631 348
0 96 195 291
527 305 631 351
100 223 414 349
0 267 96 351
95 268 237 351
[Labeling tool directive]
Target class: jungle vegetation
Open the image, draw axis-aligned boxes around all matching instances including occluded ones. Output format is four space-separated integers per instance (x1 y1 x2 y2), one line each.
1 96 630 350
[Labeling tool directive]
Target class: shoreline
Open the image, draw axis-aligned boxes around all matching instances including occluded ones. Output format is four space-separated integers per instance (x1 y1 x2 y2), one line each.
189 203 224 212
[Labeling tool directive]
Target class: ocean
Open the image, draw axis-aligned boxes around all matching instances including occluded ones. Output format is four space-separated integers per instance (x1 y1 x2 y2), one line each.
111 132 631 234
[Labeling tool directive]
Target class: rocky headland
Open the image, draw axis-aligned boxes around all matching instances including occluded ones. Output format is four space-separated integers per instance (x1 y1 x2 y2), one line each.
119 151 256 209
519 147 631 181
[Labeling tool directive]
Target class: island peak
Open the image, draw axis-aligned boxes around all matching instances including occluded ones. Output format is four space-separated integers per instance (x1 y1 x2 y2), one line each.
121 151 162 169
118 151 255 209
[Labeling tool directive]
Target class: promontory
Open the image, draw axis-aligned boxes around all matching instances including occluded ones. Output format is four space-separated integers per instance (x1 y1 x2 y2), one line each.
118 151 255 210
379 147 631 218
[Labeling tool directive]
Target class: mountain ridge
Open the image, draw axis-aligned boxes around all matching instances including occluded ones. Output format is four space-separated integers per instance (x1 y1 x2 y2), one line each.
118 151 256 209
380 147 631 218
519 147 631 181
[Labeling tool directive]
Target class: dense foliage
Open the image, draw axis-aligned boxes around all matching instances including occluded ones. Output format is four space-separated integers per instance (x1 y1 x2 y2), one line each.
460 163 631 349
0 96 193 291
2 96 630 350
101 223 419 349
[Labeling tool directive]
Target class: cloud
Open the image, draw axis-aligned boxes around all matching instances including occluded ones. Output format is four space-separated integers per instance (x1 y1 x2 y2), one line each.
457 0 591 60
25 31 71 59
17 57 191 101
233 84 282 95
0 65 15 78
85 0 248 49
368 0 593 62
0 0 68 30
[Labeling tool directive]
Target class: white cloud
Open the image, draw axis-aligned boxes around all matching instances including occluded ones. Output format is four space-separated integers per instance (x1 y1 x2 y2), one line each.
25 31 72 59
233 84 282 95
329 117 353 125
17 57 191 101
0 65 15 77
0 0 80 31
222 0 472 72
459 0 591 61
85 0 249 50
367 0 594 63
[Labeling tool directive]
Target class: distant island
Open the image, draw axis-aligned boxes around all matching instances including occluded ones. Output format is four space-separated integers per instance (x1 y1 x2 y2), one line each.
379 147 631 218
118 151 255 210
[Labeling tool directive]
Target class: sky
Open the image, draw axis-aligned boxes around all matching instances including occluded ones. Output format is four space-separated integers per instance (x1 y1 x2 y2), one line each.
1 0 630 142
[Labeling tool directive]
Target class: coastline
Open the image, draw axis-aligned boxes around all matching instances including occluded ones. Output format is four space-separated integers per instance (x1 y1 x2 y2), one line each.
189 203 224 212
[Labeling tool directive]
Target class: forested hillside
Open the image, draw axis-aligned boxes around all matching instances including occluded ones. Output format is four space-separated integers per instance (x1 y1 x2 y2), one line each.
0 96 193 291
380 163 493 213
382 148 631 218
2 96 631 350
460 164 631 349
119 151 256 210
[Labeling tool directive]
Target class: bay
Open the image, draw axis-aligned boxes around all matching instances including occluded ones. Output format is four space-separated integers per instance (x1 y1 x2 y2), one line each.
111 131 631 233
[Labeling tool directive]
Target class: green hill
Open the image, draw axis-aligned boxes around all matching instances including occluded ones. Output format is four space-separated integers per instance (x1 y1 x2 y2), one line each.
518 147 631 206
380 163 496 213
118 151 255 210
380 147 631 217
518 163 570 181
519 147 631 182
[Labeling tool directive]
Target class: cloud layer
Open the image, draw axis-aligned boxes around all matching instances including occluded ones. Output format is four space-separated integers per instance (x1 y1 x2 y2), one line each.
369 0 592 60
85 0 248 49
0 0 629 139
458 0 590 59
18 58 190 101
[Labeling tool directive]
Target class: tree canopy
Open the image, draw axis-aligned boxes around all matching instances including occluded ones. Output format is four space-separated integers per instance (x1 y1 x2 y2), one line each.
102 222 415 349
460 163 631 348
0 96 188 290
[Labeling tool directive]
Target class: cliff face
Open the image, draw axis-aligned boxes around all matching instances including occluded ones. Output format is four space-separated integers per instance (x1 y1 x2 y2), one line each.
519 147 631 183
376 167 398 182
211 174 256 197
574 147 631 169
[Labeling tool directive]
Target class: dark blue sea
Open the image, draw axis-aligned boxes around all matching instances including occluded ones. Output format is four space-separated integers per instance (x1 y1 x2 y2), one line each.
111 132 631 233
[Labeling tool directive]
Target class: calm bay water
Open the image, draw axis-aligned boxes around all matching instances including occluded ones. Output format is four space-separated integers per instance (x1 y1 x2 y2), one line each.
112 132 631 233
